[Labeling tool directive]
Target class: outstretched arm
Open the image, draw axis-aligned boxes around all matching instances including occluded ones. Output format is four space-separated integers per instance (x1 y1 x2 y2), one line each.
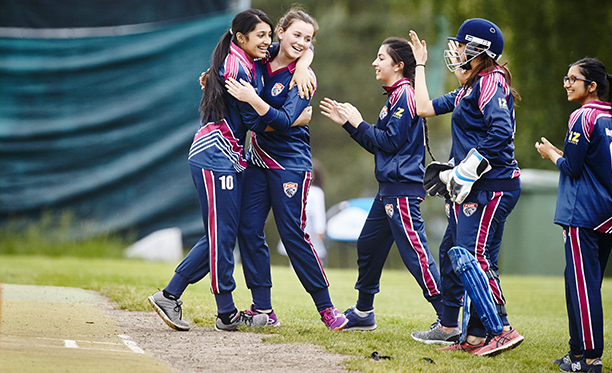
408 30 436 117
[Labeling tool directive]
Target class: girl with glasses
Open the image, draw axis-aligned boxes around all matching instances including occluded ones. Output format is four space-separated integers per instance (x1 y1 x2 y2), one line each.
536 57 612 373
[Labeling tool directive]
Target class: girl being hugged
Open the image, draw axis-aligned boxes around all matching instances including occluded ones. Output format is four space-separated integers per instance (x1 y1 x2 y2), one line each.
536 58 611 373
148 9 285 332
320 37 444 331
409 19 524 355
226 8 348 330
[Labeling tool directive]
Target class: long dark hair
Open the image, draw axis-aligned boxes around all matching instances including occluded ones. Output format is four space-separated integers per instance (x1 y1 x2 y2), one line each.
382 37 436 161
572 58 612 108
464 56 521 101
199 9 273 123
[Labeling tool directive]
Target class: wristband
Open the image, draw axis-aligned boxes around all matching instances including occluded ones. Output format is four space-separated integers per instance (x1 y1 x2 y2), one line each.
416 64 425 67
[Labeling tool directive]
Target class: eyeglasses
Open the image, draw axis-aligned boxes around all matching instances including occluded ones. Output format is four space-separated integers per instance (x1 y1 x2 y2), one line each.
563 75 593 85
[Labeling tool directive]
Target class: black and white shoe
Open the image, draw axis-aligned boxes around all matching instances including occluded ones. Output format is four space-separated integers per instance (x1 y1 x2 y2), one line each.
215 309 268 332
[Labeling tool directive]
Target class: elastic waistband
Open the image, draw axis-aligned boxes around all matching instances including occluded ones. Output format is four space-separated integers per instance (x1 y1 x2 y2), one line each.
474 177 521 191
378 182 426 198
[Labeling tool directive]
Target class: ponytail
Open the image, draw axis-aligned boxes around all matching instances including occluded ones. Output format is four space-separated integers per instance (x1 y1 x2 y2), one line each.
423 118 436 162
199 9 273 123
200 31 232 123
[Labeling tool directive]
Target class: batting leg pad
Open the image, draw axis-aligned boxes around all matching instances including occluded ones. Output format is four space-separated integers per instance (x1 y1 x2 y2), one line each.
448 246 503 335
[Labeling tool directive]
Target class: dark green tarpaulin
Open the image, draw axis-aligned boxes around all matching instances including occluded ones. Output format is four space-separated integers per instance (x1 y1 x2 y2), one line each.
0 12 235 244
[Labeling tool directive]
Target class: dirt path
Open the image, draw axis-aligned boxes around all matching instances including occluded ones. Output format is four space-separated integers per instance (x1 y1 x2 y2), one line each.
102 298 352 373
1 284 351 373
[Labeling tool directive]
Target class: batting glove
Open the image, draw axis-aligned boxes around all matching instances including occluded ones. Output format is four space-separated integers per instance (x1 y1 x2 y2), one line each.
423 161 453 199
439 148 491 204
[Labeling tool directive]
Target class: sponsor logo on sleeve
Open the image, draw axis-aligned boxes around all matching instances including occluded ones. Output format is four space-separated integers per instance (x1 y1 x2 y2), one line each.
392 107 404 119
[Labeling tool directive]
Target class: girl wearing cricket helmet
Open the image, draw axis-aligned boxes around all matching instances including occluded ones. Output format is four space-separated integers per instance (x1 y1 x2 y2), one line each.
536 57 611 373
320 37 443 331
409 18 524 356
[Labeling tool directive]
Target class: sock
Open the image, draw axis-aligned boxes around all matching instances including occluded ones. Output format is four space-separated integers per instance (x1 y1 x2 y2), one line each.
162 289 178 300
217 308 238 324
354 308 371 317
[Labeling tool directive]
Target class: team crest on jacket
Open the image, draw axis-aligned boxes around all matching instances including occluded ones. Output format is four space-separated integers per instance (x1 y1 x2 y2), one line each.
379 106 388 120
462 202 478 217
283 182 298 198
385 204 394 218
271 82 285 97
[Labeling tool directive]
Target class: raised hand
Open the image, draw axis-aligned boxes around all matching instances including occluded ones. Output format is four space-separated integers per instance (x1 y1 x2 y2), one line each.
319 98 348 125
408 30 428 65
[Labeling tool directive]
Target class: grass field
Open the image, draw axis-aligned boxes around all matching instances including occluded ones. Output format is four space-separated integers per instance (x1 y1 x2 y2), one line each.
0 255 610 372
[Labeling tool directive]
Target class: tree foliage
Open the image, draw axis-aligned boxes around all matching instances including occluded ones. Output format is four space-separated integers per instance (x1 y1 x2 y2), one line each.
251 0 612 206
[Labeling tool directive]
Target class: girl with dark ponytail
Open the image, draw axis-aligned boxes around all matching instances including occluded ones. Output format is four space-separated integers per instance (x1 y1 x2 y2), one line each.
536 57 611 372
224 8 349 330
320 37 444 331
149 9 279 332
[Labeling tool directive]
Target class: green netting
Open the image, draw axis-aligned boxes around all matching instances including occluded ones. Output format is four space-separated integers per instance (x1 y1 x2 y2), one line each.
0 13 235 244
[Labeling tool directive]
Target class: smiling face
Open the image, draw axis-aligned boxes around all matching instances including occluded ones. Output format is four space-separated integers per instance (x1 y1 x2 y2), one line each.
564 65 597 105
277 20 314 61
372 45 401 86
239 22 272 61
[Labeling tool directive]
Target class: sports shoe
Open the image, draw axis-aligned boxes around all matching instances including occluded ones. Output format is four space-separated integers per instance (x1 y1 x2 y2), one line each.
343 306 377 331
148 290 190 331
559 358 603 373
437 340 486 354
474 327 524 356
319 307 348 330
411 322 461 345
555 353 583 365
215 310 269 332
244 305 280 327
